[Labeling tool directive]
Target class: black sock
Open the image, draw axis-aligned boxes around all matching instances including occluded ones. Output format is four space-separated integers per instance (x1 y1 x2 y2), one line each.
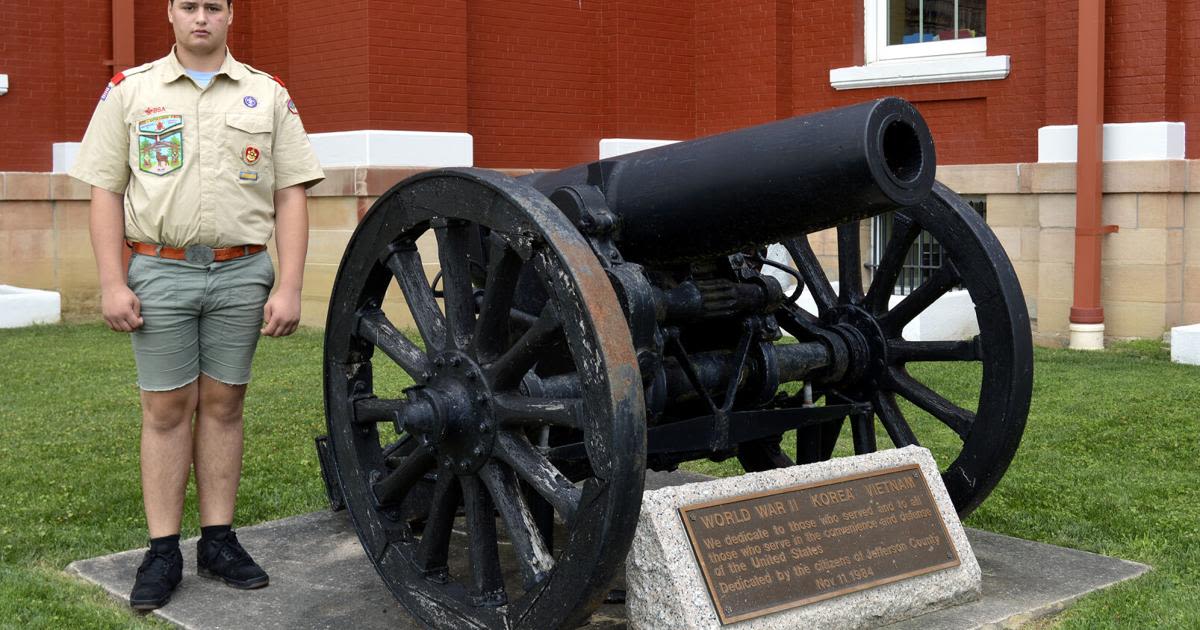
200 524 232 541
149 534 180 552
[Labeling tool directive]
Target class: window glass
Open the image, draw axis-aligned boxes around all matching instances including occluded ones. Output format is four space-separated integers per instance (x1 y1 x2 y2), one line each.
888 0 985 46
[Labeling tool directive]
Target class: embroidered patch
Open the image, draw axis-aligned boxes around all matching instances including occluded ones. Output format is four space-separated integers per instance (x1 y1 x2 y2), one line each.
242 146 261 165
143 106 166 116
100 84 113 102
243 95 258 108
286 99 298 115
136 114 184 176
238 170 259 182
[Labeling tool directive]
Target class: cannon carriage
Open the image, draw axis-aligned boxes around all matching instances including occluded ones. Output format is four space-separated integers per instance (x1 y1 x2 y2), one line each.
319 97 1033 629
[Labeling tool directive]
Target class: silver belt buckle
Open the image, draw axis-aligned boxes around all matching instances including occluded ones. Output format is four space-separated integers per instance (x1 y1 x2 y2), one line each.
185 244 215 265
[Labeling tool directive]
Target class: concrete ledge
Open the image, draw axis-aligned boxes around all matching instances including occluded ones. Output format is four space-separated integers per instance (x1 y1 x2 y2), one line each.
1038 123 1186 163
599 139 679 159
1170 323 1200 365
0 285 61 328
309 130 473 168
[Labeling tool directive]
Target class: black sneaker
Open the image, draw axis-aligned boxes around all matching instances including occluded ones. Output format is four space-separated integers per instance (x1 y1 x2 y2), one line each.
129 546 183 610
196 530 269 589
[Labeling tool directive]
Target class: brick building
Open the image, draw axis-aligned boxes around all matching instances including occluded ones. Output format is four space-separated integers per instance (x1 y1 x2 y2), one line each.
1 1 1198 343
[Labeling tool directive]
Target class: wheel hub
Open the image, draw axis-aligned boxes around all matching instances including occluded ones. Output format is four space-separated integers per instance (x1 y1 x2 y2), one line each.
826 305 889 386
417 350 496 473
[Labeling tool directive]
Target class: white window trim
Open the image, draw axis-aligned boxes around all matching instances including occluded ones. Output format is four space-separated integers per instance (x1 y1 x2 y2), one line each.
830 1 1008 91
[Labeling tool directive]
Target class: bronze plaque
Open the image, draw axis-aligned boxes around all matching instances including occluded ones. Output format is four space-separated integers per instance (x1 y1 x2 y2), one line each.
678 464 959 625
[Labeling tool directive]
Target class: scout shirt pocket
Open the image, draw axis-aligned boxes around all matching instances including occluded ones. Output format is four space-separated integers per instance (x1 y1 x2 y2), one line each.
224 113 274 188
135 114 185 176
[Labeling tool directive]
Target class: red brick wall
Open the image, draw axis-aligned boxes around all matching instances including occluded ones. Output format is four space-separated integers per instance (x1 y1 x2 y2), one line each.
368 1 468 132
465 0 604 168
602 1 694 142
4 1 1200 171
695 0 788 135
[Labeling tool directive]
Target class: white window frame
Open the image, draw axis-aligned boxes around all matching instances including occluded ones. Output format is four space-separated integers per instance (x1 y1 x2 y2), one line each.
831 0 1008 91
865 0 987 63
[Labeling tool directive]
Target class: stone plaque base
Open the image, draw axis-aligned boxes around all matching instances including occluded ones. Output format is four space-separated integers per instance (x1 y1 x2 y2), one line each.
626 446 981 629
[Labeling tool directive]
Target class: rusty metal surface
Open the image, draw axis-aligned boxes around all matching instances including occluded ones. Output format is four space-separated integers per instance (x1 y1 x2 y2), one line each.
679 465 958 624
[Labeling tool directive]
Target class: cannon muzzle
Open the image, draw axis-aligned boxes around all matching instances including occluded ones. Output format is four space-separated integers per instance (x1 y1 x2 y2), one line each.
522 97 935 262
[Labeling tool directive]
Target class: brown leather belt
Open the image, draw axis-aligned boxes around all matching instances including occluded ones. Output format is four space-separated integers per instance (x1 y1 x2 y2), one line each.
127 241 266 264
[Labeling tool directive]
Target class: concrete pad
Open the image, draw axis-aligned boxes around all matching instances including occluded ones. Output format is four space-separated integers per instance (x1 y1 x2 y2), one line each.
68 471 1148 630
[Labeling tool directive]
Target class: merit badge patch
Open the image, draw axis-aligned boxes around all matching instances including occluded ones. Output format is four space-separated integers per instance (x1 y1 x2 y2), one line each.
286 99 298 115
238 170 259 182
243 95 258 108
242 146 261 165
136 114 184 176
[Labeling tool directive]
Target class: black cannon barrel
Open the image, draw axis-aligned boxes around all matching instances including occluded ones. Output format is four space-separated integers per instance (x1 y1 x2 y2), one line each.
521 97 936 263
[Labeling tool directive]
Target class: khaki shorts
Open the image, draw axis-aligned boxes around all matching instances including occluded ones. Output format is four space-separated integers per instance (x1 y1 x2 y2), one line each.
127 251 274 391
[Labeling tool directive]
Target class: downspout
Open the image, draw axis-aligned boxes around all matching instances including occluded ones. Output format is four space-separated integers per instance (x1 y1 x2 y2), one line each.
1070 0 1116 350
108 0 136 72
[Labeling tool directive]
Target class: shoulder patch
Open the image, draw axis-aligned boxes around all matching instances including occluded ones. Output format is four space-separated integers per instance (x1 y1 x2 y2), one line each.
244 64 285 88
108 62 153 87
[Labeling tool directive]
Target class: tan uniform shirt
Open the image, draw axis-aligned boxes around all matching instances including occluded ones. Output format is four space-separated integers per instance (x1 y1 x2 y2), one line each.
70 48 325 248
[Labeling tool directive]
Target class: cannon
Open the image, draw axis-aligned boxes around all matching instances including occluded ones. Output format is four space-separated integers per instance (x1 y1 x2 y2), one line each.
319 97 1033 629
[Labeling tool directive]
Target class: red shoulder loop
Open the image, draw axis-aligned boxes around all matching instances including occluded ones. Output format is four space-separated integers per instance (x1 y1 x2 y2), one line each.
110 72 127 86
272 75 286 88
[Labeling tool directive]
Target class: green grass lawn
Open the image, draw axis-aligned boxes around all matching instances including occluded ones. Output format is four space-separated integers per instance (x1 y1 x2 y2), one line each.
0 324 1197 628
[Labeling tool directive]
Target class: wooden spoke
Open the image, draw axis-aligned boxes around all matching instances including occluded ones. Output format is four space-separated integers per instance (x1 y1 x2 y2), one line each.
783 237 837 316
436 222 477 350
356 309 431 379
864 211 921 314
493 431 581 524
413 472 461 578
479 462 554 590
461 475 506 606
884 368 975 440
492 394 582 430
878 262 961 336
888 337 982 363
849 410 877 455
486 306 561 391
386 247 447 352
872 391 921 448
473 243 525 363
837 222 864 304
372 445 437 506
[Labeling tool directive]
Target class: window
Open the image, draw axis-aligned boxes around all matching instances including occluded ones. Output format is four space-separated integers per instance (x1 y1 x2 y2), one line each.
867 196 986 295
870 0 987 62
830 0 1007 91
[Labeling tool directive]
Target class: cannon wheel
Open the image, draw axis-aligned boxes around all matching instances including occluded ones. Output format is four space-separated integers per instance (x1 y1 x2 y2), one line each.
323 168 646 629
745 182 1033 517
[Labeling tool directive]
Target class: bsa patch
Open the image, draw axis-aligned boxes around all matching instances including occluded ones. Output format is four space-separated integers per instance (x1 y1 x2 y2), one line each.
243 146 261 165
243 95 258 108
238 170 259 182
286 99 298 115
136 114 184 176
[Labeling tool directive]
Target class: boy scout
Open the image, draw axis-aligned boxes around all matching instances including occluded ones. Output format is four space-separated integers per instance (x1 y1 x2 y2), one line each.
69 0 324 610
